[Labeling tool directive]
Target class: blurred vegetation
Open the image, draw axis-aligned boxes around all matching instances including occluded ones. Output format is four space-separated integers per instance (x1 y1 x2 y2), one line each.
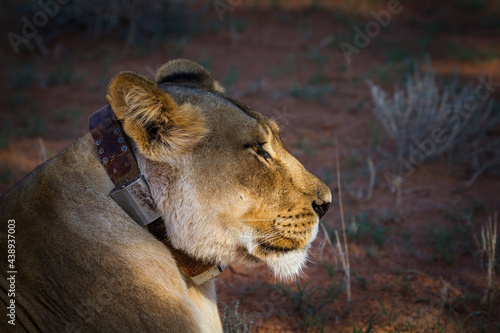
279 280 343 331
222 301 254 333
368 60 500 176
2 0 212 53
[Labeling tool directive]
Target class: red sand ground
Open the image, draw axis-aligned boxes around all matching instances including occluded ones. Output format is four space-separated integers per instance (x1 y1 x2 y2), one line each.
1 1 499 332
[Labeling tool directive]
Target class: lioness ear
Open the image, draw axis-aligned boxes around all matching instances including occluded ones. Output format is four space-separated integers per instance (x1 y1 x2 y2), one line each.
106 71 208 162
156 59 225 93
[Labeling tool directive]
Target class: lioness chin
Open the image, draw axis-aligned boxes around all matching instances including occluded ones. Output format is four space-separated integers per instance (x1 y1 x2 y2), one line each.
0 59 331 332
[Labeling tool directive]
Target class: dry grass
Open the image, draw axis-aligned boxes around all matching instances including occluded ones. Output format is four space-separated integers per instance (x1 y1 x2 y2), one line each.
222 301 254 333
367 61 499 175
334 134 351 307
481 212 498 304
318 134 351 308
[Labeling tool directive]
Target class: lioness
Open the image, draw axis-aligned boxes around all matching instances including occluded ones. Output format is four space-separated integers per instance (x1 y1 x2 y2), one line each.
0 59 331 332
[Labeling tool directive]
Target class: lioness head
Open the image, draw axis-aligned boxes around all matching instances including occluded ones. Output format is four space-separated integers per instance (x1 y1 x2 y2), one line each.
106 59 331 279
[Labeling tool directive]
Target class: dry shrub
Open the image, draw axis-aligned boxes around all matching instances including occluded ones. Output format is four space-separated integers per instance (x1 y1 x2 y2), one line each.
367 61 500 175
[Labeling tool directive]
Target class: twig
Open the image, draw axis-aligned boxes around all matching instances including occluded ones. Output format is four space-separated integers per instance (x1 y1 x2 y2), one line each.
319 222 338 269
402 186 432 195
335 133 351 306
481 213 497 304
439 276 463 304
227 265 250 278
334 230 350 302
451 161 500 193
366 157 375 200
388 175 403 208
38 137 47 163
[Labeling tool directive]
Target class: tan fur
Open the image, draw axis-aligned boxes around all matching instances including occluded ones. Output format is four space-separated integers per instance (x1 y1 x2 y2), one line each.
0 59 331 332
107 72 209 163
155 59 225 93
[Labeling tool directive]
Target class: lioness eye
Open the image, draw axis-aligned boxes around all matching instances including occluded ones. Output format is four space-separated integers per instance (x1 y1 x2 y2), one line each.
251 143 271 160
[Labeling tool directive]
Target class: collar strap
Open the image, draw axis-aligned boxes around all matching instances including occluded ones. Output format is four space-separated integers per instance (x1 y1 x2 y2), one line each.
89 105 223 285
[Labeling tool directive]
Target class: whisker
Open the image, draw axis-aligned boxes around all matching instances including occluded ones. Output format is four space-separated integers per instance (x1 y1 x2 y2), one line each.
248 234 282 253
255 228 277 238
253 226 276 237
259 237 286 253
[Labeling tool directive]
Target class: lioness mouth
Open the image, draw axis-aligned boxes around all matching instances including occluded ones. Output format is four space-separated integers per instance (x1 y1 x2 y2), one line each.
259 242 296 254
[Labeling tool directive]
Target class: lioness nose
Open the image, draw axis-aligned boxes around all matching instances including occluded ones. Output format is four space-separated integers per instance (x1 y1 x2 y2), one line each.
312 199 330 219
